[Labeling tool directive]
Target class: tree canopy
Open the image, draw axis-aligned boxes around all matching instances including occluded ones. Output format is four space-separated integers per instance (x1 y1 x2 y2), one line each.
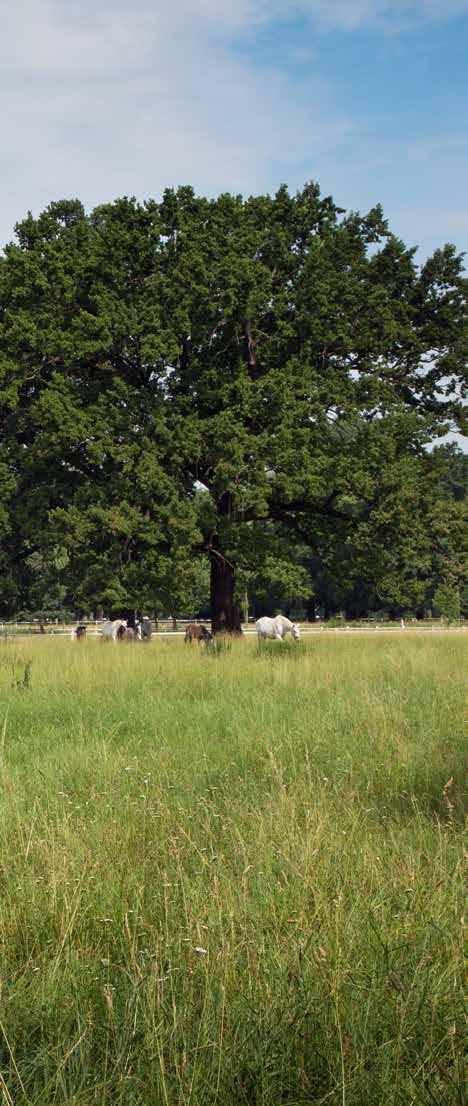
0 185 466 625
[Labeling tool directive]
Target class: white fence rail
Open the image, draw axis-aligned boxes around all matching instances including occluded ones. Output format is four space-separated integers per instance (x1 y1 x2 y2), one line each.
0 622 466 640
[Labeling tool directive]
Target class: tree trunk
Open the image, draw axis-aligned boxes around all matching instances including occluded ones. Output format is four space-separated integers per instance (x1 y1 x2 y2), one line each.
242 317 257 372
210 492 243 634
306 596 316 622
210 552 242 634
242 589 249 627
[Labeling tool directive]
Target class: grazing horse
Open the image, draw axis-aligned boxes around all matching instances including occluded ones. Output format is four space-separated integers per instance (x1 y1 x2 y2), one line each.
184 623 213 645
116 624 138 642
115 623 137 641
75 625 87 640
102 619 127 642
255 615 301 643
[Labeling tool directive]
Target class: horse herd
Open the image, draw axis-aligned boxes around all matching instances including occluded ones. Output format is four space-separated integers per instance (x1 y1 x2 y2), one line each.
101 618 153 643
74 614 301 645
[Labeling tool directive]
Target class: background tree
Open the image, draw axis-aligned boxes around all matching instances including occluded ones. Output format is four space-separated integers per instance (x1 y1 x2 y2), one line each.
154 554 210 628
297 441 467 620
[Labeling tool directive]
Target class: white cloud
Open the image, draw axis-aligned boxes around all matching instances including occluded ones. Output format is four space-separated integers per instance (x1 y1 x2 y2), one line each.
2 0 468 78
0 0 466 260
0 0 354 247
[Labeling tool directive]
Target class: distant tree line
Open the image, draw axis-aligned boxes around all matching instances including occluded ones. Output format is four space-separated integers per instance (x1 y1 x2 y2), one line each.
0 185 466 627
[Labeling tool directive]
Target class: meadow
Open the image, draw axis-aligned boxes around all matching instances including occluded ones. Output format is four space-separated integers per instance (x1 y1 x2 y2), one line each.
0 633 465 1106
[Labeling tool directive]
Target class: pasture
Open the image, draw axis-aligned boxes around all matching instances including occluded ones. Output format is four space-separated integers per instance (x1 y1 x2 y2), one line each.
0 634 465 1105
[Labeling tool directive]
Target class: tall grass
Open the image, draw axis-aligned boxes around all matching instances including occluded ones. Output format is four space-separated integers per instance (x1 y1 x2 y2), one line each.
0 635 465 1105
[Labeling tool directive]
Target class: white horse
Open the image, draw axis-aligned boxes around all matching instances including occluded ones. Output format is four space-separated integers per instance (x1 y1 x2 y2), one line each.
102 619 127 642
256 615 301 642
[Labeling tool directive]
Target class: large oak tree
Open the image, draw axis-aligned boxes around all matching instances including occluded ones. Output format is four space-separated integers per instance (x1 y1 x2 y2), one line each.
0 186 466 627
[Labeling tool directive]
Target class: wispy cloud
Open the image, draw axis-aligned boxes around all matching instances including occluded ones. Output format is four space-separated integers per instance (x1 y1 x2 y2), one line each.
0 0 466 262
291 0 468 32
0 0 353 245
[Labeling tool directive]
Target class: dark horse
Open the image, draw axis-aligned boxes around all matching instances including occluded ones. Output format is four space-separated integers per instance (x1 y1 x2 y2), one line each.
75 625 87 640
116 624 137 642
184 623 213 645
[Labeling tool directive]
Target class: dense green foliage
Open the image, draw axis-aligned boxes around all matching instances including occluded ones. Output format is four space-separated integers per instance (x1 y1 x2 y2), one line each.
0 634 465 1104
0 186 466 623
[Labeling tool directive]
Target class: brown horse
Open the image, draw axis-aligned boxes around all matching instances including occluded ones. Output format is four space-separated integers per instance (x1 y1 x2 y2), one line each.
116 624 137 642
184 623 213 645
75 625 87 640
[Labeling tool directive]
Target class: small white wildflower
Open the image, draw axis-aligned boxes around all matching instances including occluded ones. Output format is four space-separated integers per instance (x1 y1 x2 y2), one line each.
194 946 207 955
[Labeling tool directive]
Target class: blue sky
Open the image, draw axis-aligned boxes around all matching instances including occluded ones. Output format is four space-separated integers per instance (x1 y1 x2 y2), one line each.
1 0 467 265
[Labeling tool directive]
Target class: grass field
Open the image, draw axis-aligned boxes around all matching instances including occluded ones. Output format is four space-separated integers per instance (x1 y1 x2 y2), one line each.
0 634 465 1105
